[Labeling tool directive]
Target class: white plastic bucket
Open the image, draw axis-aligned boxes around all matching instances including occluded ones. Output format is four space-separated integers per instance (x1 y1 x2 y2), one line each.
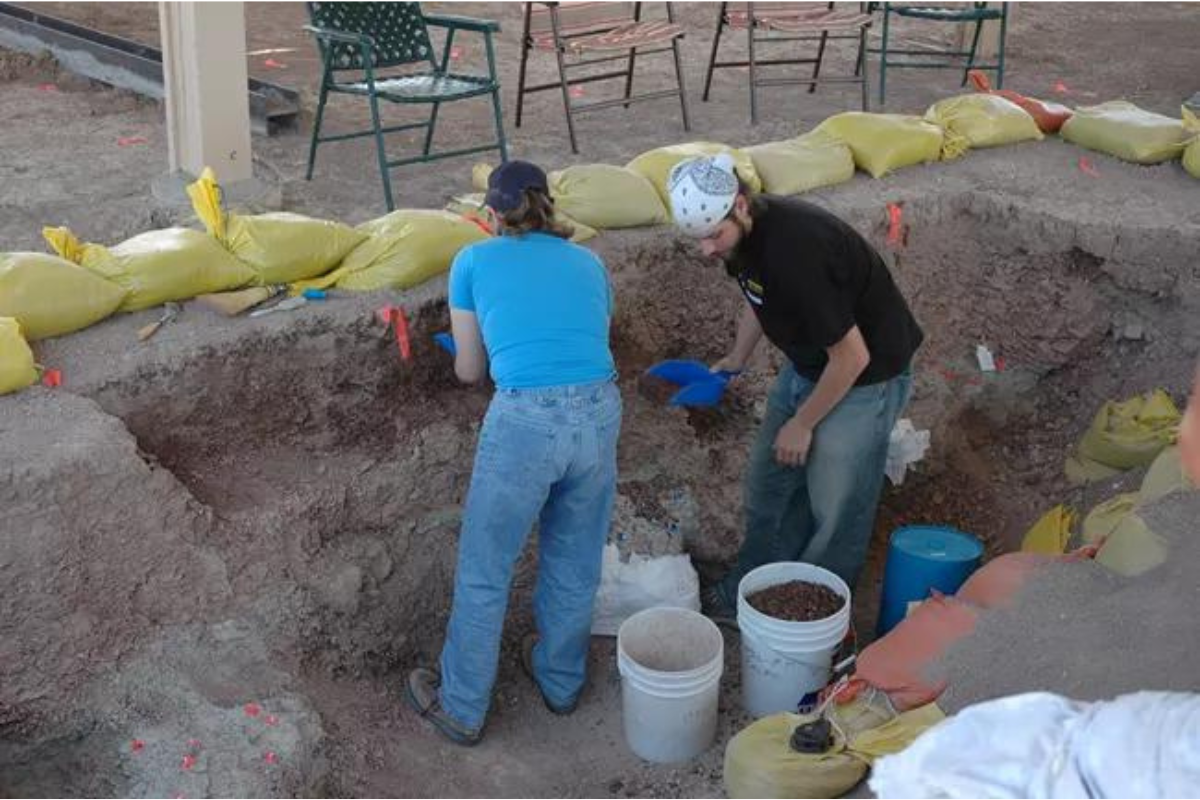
737 562 851 718
616 606 724 763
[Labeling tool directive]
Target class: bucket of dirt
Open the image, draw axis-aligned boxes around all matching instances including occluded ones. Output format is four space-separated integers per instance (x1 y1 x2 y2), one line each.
616 606 724 763
737 562 851 718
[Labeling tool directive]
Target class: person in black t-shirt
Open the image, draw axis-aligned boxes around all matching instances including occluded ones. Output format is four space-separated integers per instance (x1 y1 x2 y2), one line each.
667 154 924 618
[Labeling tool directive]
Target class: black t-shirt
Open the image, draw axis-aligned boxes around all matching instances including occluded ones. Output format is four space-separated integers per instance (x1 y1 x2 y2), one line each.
732 195 923 386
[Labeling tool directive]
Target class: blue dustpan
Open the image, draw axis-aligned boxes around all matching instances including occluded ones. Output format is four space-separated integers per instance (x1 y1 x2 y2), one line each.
647 359 715 386
646 359 738 408
668 371 737 408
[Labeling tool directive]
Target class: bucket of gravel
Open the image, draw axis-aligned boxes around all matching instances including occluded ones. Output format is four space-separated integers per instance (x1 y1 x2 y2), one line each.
737 562 851 717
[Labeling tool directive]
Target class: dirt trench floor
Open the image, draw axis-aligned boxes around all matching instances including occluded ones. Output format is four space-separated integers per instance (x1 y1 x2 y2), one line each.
2 3 1200 798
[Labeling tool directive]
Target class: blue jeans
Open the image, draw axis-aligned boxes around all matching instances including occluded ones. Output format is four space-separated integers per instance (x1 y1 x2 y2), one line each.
718 364 912 606
438 380 622 730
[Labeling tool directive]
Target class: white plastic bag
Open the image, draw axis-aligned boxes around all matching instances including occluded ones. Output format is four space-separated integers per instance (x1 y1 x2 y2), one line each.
590 544 700 636
886 419 931 485
870 690 1200 798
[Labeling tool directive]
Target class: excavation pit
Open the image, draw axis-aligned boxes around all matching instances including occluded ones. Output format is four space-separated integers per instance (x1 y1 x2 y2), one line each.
3 183 1198 797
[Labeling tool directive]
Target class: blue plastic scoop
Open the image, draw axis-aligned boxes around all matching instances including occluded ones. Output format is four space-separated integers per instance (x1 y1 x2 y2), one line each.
433 332 456 356
646 359 738 408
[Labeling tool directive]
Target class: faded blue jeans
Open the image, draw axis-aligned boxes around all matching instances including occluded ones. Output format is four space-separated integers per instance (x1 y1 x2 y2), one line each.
438 380 622 731
717 363 912 607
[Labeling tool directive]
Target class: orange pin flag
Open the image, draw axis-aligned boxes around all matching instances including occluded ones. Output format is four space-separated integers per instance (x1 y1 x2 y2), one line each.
886 202 904 248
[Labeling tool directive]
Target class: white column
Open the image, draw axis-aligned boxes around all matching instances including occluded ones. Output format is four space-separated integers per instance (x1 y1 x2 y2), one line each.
159 1 253 182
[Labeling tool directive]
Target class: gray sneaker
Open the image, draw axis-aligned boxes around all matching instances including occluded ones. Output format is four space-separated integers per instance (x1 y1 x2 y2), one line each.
404 667 483 746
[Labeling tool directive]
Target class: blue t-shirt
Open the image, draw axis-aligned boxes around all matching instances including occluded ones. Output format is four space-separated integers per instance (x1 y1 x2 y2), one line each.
448 232 615 389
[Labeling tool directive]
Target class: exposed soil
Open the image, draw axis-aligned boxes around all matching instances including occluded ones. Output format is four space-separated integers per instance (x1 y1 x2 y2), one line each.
2 2 1199 798
746 581 845 622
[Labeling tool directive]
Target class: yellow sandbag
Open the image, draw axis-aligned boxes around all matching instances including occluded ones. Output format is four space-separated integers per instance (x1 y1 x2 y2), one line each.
625 141 762 204
1060 101 1188 165
43 226 254 313
1065 389 1181 483
1140 445 1196 504
814 112 944 178
444 193 598 243
924 93 1043 159
0 317 38 395
849 701 945 760
187 167 366 286
1081 492 1139 546
1021 504 1076 555
1183 107 1200 179
724 711 865 799
548 164 668 229
744 130 856 195
471 162 493 191
295 209 490 293
723 699 944 799
0 252 127 340
1095 510 1167 576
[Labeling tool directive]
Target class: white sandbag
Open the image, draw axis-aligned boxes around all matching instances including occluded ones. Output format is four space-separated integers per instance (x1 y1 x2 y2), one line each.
590 544 700 636
870 690 1200 798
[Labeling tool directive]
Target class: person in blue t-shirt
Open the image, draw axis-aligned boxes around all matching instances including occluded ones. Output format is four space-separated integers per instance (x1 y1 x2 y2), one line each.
405 161 622 746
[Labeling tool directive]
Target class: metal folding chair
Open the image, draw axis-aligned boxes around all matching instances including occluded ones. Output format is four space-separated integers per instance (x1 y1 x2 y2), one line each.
704 2 873 124
874 1 1008 106
516 2 690 153
304 2 508 211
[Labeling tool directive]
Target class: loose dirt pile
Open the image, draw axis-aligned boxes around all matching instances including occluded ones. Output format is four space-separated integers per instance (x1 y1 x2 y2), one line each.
746 581 846 622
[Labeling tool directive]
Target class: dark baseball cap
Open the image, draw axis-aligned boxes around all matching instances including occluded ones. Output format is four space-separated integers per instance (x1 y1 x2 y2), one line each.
485 160 549 213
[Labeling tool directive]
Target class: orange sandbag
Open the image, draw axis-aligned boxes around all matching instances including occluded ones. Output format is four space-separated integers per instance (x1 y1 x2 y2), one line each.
843 594 977 712
958 547 1099 609
956 552 1054 608
968 71 1073 134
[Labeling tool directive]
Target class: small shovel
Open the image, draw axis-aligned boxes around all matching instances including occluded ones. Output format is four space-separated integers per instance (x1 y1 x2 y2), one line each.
137 302 180 341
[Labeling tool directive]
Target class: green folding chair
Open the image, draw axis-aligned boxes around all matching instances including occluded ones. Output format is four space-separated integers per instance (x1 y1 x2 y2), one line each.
874 2 1008 106
304 2 508 211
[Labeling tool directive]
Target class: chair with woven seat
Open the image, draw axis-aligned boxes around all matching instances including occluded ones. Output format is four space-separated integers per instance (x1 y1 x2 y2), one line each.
304 2 507 211
516 2 690 153
703 2 873 124
874 1 1008 106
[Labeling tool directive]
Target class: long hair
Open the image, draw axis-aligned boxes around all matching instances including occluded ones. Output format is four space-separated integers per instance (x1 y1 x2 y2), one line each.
498 188 573 239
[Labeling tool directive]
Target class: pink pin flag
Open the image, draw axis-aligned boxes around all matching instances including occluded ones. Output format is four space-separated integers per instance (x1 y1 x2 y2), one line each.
181 754 197 771
243 702 262 718
569 85 585 99
1078 157 1100 178
131 739 146 753
263 751 278 765
265 715 280 727
450 46 463 60
117 136 148 147
263 58 287 69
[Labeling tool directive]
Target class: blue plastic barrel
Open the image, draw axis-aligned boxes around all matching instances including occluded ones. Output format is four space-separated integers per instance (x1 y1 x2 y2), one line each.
877 525 983 636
